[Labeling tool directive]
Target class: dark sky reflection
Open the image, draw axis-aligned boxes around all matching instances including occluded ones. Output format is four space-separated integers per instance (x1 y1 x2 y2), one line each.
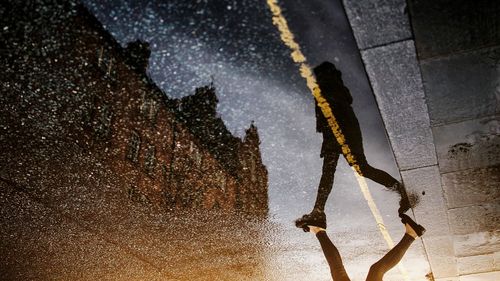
81 0 400 226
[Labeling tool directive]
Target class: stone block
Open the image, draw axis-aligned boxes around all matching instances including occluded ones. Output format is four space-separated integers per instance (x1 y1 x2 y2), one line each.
343 0 412 49
442 166 500 209
495 251 500 271
408 0 500 59
453 231 500 257
420 47 500 126
457 254 495 275
402 166 450 236
423 235 458 278
448 204 499 235
435 278 459 281
459 271 500 281
433 117 500 173
362 40 437 170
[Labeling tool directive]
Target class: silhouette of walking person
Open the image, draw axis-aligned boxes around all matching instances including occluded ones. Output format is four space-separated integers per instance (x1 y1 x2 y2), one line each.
302 213 425 281
296 61 414 227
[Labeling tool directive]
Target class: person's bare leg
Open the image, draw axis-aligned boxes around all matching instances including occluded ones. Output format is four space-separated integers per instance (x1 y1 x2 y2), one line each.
365 219 423 281
310 226 351 281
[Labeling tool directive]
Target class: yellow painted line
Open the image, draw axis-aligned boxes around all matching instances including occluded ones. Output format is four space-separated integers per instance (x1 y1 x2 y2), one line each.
266 1 410 280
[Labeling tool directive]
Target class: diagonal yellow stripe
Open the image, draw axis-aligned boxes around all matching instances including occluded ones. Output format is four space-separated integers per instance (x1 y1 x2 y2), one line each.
266 0 411 280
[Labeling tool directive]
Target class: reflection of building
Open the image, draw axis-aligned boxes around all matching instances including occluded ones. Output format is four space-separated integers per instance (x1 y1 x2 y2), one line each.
0 1 268 216
174 87 268 213
0 3 269 278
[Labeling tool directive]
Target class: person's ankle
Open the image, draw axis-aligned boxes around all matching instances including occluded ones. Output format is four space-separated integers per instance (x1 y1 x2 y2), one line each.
312 207 323 214
309 226 326 235
405 223 418 239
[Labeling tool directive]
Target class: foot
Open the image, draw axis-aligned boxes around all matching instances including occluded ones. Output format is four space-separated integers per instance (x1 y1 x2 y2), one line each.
295 210 326 232
400 214 425 238
397 187 421 217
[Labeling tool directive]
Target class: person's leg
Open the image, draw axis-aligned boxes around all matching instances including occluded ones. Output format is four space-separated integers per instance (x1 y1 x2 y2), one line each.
365 233 415 281
313 150 340 212
354 157 415 215
295 149 338 230
337 106 399 189
365 217 424 281
311 227 351 281
354 157 399 188
336 106 413 214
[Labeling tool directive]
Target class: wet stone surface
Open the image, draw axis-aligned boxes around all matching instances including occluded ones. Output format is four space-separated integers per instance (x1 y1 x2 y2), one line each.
408 0 500 59
362 40 437 170
433 116 500 174
420 46 500 126
441 165 500 209
343 0 412 49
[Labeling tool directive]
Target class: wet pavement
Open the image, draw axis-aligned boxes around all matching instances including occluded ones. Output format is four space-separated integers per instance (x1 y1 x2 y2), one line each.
0 138 430 280
2 0 499 280
0 180 429 281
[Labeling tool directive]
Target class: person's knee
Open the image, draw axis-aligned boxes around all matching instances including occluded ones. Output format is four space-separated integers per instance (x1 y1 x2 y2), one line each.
323 154 339 165
368 262 385 276
353 159 372 173
354 156 368 167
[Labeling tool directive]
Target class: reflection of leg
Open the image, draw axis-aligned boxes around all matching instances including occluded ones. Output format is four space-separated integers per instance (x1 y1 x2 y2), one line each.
295 151 337 230
313 152 340 212
316 231 351 281
365 234 415 281
355 157 399 189
338 105 400 190
348 130 412 214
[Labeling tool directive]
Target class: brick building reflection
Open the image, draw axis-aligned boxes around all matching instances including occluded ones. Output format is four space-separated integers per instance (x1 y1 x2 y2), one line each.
1 1 267 279
1 1 268 216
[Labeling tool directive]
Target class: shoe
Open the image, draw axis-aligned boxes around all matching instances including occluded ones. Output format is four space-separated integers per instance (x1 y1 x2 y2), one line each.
400 214 426 237
394 182 422 217
398 191 421 217
390 182 409 215
295 210 326 232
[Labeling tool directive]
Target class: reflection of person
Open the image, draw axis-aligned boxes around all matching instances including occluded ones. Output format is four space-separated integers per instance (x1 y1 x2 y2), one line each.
305 214 425 281
296 61 414 227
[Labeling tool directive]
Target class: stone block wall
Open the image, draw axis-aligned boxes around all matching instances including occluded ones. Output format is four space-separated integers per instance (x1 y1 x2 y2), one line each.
343 0 500 278
408 0 500 278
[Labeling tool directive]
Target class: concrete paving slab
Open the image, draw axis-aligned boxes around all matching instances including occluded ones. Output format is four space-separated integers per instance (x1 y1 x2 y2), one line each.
433 117 500 173
448 204 499 235
457 254 495 275
458 271 500 281
442 166 500 209
408 0 500 59
401 166 450 236
420 47 500 126
400 165 458 278
453 232 500 257
362 40 437 170
342 0 412 50
435 278 460 281
423 235 458 278
495 251 500 271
